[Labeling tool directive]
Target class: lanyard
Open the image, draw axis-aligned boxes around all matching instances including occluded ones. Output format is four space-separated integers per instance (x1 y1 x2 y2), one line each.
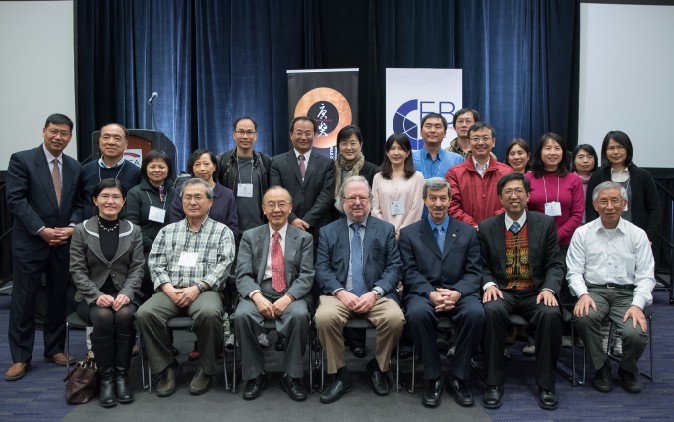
98 159 126 181
542 174 560 204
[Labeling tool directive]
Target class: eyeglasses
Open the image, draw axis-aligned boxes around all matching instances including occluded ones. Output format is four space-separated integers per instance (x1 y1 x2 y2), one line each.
183 195 207 202
597 199 624 207
455 119 474 125
502 189 526 196
47 128 71 138
98 194 123 201
264 202 289 210
469 136 493 143
293 130 314 138
606 145 626 152
235 130 256 136
343 196 370 204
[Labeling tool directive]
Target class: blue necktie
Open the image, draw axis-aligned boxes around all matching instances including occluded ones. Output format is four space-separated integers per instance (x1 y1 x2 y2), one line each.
510 221 521 234
433 226 445 253
350 223 366 296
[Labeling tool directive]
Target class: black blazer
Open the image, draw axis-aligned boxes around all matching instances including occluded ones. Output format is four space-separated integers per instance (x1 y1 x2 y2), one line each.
6 145 82 258
585 163 660 242
270 150 336 236
477 211 564 295
399 216 482 298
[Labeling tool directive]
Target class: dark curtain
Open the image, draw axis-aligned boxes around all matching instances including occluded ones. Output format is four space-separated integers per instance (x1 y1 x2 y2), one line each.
75 0 579 169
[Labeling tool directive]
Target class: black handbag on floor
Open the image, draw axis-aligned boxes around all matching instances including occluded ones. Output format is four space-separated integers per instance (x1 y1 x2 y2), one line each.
64 353 99 404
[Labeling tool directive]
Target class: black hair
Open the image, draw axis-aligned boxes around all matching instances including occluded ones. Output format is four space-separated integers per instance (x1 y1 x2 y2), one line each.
600 130 633 167
141 150 173 183
571 144 599 172
93 178 126 198
233 116 258 131
187 148 217 176
531 133 570 178
496 173 530 196
379 133 416 180
452 108 481 127
44 113 73 130
289 116 318 133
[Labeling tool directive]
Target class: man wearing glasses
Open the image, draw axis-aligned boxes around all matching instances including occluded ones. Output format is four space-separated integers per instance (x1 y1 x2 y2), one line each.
233 186 314 401
314 176 405 403
443 108 481 158
445 122 512 228
216 116 272 235
271 116 336 246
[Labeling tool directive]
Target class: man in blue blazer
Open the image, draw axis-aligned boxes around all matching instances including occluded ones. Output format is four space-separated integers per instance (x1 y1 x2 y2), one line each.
399 177 484 408
315 176 405 403
270 116 336 247
234 186 315 402
478 173 563 410
5 114 82 380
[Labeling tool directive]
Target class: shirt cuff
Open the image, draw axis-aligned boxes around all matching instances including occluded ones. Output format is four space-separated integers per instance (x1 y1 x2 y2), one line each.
332 288 344 296
249 289 261 299
483 282 497 292
372 287 384 297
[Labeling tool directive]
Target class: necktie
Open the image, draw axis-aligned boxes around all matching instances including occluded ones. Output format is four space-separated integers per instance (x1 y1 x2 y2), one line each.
433 226 445 253
350 223 366 296
271 231 286 292
510 221 521 234
298 155 306 180
52 159 62 207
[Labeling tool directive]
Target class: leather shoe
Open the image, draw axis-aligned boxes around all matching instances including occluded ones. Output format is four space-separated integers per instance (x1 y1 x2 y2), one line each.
46 352 75 366
280 373 307 401
5 362 30 381
618 368 642 394
189 367 211 395
367 359 389 396
482 385 503 409
351 346 367 358
592 360 613 393
448 376 474 407
320 370 353 404
422 377 444 407
156 363 182 397
242 371 268 400
537 388 558 410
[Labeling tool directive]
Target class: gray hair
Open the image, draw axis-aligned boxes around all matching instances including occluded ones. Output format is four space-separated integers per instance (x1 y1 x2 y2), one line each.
592 181 627 202
180 178 214 200
334 175 372 213
422 177 452 199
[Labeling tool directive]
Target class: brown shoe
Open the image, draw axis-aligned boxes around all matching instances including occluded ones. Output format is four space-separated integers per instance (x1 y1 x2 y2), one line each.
5 362 31 381
46 352 75 366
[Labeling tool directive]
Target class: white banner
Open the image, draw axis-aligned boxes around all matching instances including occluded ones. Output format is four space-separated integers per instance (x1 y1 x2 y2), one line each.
386 68 462 150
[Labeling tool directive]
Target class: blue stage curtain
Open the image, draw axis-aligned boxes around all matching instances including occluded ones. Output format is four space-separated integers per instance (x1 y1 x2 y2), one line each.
75 0 578 168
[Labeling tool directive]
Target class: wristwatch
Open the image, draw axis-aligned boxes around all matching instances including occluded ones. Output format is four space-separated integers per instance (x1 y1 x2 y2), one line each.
197 283 207 293
372 290 382 300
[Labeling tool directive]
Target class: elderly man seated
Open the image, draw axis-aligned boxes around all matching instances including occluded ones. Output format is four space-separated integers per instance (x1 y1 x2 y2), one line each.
567 181 655 394
136 178 235 397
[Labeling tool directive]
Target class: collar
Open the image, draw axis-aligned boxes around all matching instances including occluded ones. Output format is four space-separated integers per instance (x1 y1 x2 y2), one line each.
294 149 312 161
185 215 210 233
421 147 444 161
593 217 628 235
426 214 449 232
268 222 289 240
98 156 126 169
472 156 491 172
505 212 527 230
346 216 368 229
42 144 62 164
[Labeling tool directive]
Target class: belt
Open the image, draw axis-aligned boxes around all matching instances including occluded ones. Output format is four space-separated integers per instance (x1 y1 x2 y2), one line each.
592 283 635 291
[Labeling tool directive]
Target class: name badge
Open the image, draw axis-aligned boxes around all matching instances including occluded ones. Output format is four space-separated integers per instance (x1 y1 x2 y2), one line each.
390 199 405 216
237 183 253 198
148 206 166 223
607 259 627 278
544 201 562 217
178 251 199 267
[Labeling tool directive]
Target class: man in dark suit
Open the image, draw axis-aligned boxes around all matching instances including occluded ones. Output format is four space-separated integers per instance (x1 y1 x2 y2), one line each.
270 116 336 246
399 177 484 408
314 176 405 404
5 113 82 380
234 186 314 402
478 173 564 410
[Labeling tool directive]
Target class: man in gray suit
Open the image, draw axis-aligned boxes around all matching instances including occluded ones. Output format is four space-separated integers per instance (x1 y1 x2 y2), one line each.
234 186 314 401
270 116 336 245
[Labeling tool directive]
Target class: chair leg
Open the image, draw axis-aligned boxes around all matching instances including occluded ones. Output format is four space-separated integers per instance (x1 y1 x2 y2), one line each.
222 334 229 391
408 344 416 394
394 340 400 393
231 331 238 394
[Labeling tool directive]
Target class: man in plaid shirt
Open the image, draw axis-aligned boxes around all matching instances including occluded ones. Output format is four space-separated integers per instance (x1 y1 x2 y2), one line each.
137 178 235 397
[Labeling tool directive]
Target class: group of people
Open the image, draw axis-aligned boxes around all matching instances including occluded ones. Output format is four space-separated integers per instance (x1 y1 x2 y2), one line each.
4 111 657 412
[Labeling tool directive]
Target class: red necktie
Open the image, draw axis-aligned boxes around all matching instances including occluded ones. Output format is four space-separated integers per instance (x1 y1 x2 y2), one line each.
271 231 286 292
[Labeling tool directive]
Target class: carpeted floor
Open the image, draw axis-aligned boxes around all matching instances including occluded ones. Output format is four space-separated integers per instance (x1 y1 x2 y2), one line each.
0 291 672 421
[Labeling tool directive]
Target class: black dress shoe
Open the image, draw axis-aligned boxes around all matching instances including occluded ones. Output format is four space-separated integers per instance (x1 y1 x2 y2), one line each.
448 376 474 407
281 373 307 401
618 368 642 394
537 388 558 410
422 377 444 408
320 370 353 404
351 346 367 358
483 385 503 409
367 359 389 396
592 360 613 393
242 371 268 400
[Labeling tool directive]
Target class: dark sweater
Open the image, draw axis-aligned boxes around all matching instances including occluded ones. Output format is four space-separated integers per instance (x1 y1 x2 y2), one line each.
126 178 176 253
80 160 141 219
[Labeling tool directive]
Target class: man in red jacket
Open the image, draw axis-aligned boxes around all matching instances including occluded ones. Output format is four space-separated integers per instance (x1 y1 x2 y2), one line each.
445 122 512 227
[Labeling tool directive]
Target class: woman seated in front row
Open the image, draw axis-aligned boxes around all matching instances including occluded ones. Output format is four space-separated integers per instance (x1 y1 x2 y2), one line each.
70 178 144 408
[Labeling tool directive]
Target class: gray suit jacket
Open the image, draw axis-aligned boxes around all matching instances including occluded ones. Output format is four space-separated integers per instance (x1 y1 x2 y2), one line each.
70 217 145 304
477 211 564 294
235 224 315 303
